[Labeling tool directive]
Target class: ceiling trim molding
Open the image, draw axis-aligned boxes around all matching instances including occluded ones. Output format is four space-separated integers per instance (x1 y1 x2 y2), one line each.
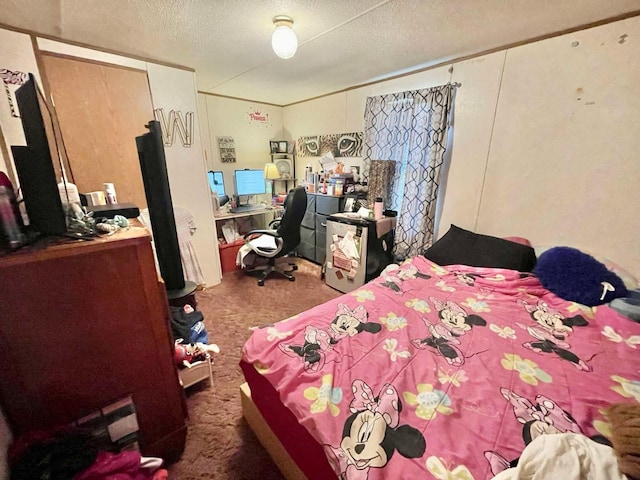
282 8 640 107
0 21 195 72
197 90 282 108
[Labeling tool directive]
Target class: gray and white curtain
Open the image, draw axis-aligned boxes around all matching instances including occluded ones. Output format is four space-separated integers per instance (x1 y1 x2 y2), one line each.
362 84 455 259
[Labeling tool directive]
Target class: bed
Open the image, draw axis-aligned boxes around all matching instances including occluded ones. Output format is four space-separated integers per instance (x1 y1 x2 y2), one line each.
241 249 639 479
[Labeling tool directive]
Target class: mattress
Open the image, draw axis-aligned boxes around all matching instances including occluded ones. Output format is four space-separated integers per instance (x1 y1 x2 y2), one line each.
242 256 640 479
240 360 335 479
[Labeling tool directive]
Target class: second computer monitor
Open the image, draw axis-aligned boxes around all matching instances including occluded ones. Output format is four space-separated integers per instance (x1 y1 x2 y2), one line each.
234 169 266 197
207 170 226 196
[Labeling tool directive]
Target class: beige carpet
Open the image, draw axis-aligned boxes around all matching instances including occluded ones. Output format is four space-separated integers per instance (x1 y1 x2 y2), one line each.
167 259 341 479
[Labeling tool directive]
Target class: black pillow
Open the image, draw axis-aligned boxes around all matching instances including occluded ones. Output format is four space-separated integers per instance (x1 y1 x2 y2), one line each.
423 225 537 272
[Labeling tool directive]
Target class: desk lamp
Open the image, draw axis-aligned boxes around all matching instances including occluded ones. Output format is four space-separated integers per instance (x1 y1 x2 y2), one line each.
264 163 280 196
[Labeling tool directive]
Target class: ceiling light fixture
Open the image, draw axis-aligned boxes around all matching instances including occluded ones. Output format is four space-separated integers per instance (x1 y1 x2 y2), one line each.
271 15 298 59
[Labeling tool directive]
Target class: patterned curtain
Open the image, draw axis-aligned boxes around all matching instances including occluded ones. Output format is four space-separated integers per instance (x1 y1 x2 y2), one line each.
362 84 454 259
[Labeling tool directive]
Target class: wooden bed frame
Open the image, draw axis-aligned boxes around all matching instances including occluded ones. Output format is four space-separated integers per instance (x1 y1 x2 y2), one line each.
240 382 308 480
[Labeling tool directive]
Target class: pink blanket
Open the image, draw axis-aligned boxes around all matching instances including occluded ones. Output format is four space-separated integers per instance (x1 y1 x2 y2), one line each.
242 256 640 479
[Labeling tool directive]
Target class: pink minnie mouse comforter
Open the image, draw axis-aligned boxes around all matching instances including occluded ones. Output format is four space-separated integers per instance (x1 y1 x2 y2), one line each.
242 256 640 480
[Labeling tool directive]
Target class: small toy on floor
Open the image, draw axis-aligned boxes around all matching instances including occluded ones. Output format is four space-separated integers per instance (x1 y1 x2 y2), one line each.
173 340 220 368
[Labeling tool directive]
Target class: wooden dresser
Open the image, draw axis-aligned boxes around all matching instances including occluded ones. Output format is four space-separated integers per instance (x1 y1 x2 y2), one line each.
0 225 187 462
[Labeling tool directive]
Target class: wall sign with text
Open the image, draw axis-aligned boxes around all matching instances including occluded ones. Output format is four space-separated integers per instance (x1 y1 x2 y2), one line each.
217 136 236 163
247 106 272 127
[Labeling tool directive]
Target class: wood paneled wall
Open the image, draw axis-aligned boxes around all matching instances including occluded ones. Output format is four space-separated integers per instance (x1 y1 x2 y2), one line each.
41 53 154 207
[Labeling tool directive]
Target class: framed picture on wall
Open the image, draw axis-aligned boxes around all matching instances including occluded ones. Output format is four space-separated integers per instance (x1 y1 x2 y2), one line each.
269 141 279 154
277 141 288 153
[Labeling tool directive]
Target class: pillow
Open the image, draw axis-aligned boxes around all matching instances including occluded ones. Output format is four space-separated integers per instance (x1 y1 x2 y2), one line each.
535 245 638 290
503 236 532 247
423 225 537 272
534 246 628 306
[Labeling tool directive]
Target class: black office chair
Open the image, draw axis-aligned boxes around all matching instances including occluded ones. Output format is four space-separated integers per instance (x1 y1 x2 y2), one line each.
243 187 307 286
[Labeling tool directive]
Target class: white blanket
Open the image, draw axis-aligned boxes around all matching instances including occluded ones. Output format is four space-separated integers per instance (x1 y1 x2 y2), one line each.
493 433 625 480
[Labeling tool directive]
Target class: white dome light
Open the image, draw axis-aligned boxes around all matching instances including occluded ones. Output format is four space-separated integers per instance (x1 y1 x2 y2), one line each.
272 15 298 59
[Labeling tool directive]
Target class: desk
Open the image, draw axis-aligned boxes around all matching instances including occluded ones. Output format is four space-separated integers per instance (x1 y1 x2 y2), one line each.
214 206 284 274
214 206 283 223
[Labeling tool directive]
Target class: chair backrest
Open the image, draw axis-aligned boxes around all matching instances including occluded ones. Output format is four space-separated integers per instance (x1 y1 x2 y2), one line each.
276 187 307 255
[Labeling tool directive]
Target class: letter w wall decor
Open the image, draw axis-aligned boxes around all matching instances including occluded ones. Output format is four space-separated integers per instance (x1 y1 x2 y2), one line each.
154 108 194 147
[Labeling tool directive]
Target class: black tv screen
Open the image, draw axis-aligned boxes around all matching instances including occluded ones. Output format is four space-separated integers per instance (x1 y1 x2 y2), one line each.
12 73 66 236
136 120 186 294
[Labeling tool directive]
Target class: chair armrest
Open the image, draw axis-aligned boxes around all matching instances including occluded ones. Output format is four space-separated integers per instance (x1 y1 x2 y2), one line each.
244 229 280 240
269 219 281 229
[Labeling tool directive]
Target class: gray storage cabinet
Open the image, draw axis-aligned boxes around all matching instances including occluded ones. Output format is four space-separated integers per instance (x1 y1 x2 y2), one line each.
297 193 346 264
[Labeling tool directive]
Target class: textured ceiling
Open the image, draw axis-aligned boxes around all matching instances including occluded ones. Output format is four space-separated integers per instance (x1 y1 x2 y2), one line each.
1 0 638 105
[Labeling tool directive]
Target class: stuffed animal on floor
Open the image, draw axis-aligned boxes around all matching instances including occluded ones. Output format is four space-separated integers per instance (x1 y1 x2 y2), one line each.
173 340 220 367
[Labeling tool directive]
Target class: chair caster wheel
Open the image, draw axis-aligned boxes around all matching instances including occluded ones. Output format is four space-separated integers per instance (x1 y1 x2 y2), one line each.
258 280 265 286
288 276 295 282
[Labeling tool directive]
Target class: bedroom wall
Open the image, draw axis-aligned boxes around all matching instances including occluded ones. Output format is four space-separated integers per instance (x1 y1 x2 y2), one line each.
198 93 283 198
474 17 639 274
283 15 640 277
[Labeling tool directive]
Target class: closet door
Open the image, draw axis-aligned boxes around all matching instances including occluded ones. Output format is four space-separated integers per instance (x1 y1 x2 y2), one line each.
41 53 154 208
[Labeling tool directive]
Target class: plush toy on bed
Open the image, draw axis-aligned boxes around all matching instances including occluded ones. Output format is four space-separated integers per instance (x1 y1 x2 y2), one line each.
534 246 627 306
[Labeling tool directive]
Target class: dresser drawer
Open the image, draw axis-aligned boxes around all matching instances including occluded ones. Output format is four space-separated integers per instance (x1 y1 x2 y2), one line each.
306 194 316 213
300 225 315 245
315 213 329 232
315 246 327 265
301 211 315 229
297 241 315 262
316 195 342 215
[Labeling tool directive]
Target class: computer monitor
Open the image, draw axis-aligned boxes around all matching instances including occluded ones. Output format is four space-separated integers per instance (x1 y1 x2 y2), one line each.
234 169 266 197
207 170 225 196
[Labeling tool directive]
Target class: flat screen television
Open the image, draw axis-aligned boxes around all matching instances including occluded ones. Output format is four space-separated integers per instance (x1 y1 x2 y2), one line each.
12 73 66 236
136 120 192 297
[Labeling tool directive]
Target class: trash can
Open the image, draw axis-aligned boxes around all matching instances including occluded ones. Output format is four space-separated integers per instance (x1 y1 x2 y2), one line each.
219 238 244 273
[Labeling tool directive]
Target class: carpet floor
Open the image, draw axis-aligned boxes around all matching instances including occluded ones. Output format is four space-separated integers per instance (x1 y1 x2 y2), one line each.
167 259 341 479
